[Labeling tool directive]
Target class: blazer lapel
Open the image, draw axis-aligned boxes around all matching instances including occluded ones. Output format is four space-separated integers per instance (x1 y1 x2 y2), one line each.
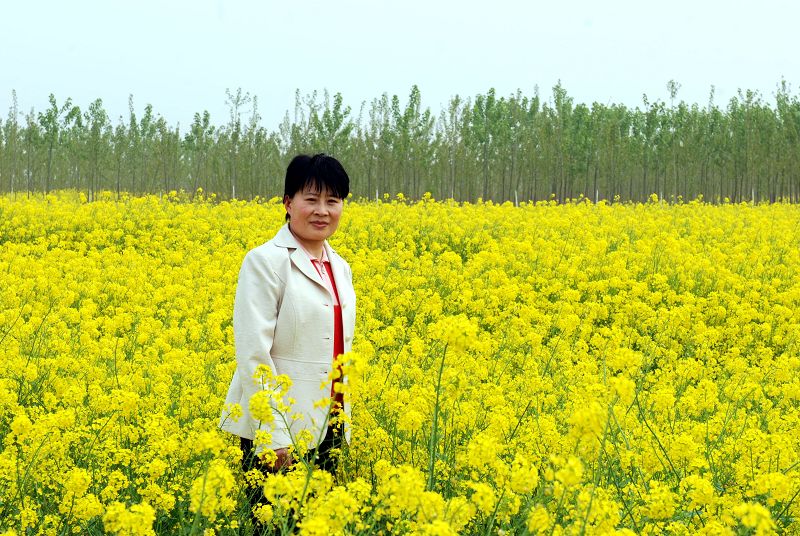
274 224 328 291
290 248 327 290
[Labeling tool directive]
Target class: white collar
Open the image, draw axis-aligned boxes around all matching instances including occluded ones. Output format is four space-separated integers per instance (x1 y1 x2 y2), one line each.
288 225 329 263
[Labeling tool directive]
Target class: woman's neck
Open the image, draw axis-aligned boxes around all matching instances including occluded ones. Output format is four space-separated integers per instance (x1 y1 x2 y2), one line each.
288 225 324 260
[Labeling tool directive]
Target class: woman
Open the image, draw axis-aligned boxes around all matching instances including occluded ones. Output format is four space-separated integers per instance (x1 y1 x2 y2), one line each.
219 153 355 479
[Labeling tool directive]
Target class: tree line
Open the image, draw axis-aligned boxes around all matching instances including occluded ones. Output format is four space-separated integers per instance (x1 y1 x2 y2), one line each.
2 81 799 204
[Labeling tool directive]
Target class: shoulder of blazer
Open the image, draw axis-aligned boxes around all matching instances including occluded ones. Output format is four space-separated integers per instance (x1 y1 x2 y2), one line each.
244 231 293 285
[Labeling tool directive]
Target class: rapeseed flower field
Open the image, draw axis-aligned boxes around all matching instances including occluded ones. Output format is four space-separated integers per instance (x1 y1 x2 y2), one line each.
1 191 798 535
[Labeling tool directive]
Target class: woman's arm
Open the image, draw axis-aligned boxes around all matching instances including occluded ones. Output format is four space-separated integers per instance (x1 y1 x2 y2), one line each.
233 249 288 446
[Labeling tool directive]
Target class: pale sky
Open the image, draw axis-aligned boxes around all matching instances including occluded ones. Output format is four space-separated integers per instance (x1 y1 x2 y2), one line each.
1 0 797 129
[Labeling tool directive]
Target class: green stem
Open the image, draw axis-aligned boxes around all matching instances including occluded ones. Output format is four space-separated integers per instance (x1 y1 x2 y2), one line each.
427 344 448 492
483 487 507 536
188 458 211 535
634 392 681 483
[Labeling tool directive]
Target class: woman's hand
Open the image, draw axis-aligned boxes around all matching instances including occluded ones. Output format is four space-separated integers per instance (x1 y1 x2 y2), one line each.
271 447 294 472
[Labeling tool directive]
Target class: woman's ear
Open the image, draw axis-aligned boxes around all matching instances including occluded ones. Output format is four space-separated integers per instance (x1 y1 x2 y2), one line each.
283 195 291 217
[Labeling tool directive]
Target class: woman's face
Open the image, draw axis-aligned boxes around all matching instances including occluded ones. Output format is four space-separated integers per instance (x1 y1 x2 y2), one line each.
284 186 343 249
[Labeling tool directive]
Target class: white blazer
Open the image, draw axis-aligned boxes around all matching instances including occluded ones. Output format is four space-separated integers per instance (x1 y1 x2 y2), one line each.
219 223 356 450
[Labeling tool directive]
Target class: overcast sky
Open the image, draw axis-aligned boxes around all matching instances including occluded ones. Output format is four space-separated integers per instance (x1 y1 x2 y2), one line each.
1 0 797 129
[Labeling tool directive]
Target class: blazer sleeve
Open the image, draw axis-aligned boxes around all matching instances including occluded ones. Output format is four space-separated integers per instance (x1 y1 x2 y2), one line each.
233 249 288 443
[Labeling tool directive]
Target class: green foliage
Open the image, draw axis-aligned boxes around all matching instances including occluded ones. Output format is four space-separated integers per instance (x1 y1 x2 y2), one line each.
2 82 800 203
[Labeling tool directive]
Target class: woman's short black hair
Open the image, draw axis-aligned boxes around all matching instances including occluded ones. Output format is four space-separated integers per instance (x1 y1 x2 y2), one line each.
284 153 350 200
